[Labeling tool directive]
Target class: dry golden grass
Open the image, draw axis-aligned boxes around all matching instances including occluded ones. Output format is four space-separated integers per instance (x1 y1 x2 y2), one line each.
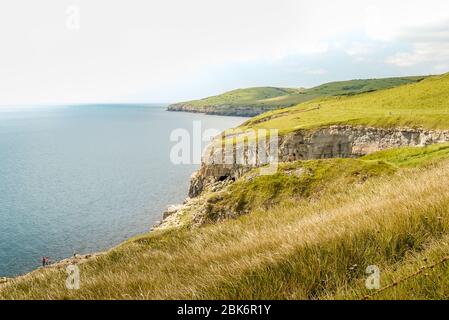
2 154 449 300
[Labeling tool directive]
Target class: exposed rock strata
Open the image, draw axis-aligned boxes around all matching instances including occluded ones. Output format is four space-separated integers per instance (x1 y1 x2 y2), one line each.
167 104 272 117
189 125 449 197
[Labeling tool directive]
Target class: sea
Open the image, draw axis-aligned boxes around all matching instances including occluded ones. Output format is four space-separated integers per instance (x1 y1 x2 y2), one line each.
0 104 246 277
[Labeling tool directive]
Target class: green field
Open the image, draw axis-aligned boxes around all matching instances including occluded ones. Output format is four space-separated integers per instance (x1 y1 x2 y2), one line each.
168 76 427 116
243 73 449 134
2 144 449 299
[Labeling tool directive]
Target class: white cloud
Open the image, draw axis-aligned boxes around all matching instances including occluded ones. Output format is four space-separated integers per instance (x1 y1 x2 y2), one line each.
386 43 449 68
344 42 375 58
305 68 328 76
387 49 449 70
363 0 449 41
0 0 345 105
385 19 449 69
356 0 449 70
1 0 449 105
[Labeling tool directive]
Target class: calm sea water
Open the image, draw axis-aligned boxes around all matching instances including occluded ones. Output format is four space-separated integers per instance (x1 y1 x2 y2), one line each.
0 105 245 277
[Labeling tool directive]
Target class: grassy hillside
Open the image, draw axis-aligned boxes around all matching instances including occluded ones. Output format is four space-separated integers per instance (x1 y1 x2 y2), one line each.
179 87 298 105
168 76 427 116
2 73 449 300
2 143 449 299
243 73 449 134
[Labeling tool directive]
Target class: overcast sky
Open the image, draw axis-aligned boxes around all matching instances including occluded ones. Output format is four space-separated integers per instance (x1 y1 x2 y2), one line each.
1 0 449 106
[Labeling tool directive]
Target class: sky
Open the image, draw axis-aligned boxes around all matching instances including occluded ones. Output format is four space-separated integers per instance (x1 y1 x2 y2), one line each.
1 0 449 106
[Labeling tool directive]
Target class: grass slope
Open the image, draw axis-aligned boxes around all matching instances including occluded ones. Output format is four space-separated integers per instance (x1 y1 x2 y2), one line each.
3 143 449 299
168 76 427 116
2 74 449 300
243 73 449 134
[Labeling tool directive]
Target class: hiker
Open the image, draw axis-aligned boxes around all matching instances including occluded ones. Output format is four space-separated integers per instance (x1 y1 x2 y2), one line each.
41 257 50 267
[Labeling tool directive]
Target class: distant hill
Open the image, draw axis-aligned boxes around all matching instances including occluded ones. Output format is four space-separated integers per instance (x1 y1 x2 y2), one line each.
168 76 428 116
243 72 449 133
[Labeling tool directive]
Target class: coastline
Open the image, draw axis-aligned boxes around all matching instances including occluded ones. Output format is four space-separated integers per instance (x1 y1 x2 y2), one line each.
6 122 449 288
0 177 194 288
0 107 246 285
167 105 266 117
0 252 106 288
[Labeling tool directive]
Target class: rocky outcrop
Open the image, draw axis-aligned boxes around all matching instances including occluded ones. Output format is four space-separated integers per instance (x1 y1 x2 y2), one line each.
279 125 449 160
167 104 274 117
167 104 212 114
189 125 449 197
163 204 184 220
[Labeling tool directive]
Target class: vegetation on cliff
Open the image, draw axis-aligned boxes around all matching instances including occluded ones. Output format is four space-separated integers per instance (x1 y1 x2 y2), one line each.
2 143 449 299
168 76 426 117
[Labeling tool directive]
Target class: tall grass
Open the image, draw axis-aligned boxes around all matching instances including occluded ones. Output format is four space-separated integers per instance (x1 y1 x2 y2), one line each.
2 156 449 300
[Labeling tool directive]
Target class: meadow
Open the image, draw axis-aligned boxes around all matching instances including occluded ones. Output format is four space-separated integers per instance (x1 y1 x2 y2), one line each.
2 143 449 299
169 76 427 116
243 73 449 134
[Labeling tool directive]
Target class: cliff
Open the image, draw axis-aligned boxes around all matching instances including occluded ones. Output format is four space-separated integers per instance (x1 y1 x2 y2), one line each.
164 72 449 225
189 125 449 198
167 103 270 117
169 72 449 224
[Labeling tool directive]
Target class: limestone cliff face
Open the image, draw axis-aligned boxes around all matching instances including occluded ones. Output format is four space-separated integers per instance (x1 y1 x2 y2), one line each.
189 125 449 197
279 125 449 160
167 104 212 114
167 104 271 117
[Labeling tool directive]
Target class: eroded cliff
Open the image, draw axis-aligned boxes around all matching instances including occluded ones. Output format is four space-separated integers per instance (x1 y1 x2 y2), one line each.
189 125 449 197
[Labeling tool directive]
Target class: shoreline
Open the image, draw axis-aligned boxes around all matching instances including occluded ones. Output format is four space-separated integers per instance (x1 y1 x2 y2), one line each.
0 191 190 288
0 252 106 288
0 108 246 286
166 107 258 118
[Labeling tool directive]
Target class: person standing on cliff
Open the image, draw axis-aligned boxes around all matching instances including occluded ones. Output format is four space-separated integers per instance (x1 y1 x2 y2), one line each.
42 257 46 267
